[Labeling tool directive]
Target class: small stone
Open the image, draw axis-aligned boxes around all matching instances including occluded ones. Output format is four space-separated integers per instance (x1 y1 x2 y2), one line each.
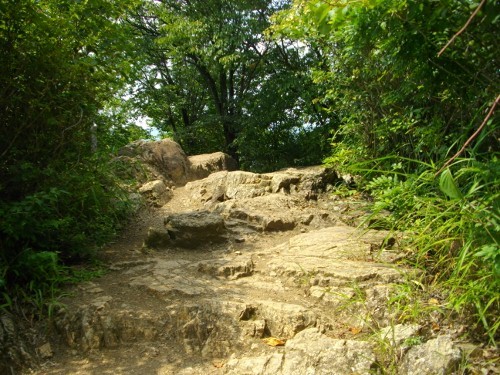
143 227 171 249
379 324 421 347
234 250 242 255
86 287 104 294
138 180 173 206
90 296 113 310
254 320 267 338
37 343 53 359
309 286 325 299
239 305 258 321
301 214 314 225
456 343 482 358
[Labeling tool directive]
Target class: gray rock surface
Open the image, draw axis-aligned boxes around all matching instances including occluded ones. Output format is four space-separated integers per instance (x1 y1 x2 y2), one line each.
225 328 376 375
53 220 406 369
399 335 462 374
185 167 339 204
282 328 376 375
184 167 348 236
267 226 403 286
379 324 421 347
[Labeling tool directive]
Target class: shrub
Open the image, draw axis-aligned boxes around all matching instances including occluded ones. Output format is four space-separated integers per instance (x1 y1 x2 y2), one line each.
355 153 499 343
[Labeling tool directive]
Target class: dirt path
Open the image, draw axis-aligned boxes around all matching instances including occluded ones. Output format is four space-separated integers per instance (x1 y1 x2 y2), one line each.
25 168 487 375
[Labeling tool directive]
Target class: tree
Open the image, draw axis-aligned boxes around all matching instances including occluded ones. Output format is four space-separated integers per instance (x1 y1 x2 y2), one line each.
271 0 499 165
128 0 333 169
0 0 140 299
0 0 139 198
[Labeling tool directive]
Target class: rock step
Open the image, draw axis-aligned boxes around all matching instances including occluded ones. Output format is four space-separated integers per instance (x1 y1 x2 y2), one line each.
37 162 467 375
225 328 377 375
54 224 410 357
54 297 327 356
224 218 263 234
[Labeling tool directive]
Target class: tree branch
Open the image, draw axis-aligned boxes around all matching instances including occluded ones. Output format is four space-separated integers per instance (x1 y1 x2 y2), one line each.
435 94 499 176
186 53 223 115
437 0 486 57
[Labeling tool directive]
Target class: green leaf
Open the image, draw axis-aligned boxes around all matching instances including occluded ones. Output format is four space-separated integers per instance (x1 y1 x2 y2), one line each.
439 168 463 200
475 244 500 275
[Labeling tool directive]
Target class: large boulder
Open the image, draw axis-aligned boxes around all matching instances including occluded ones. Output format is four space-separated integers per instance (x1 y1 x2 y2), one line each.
188 152 238 181
115 140 238 187
117 139 190 185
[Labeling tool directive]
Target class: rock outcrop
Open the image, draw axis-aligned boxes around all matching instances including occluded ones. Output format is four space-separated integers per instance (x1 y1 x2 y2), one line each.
225 328 377 375
49 211 416 374
116 139 191 185
113 139 237 188
188 152 238 180
0 313 34 375
185 166 338 203
20 141 487 375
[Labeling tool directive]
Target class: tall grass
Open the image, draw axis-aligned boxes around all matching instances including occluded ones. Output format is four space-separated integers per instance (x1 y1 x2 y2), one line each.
342 153 499 344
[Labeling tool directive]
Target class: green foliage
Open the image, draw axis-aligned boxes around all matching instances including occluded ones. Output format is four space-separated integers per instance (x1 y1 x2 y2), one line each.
359 154 499 343
0 157 133 314
273 0 499 163
128 0 333 169
439 168 464 200
96 97 156 153
2 160 131 257
0 0 139 317
272 0 499 343
0 0 139 192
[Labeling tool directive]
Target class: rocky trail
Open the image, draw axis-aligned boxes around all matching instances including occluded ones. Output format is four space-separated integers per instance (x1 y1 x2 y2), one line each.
14 140 497 374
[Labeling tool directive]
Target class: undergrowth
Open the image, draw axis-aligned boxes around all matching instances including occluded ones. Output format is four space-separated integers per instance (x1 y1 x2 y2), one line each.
332 151 499 345
0 155 135 322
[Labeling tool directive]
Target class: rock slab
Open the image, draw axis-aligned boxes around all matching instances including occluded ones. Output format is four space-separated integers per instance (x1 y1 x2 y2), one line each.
225 328 376 375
